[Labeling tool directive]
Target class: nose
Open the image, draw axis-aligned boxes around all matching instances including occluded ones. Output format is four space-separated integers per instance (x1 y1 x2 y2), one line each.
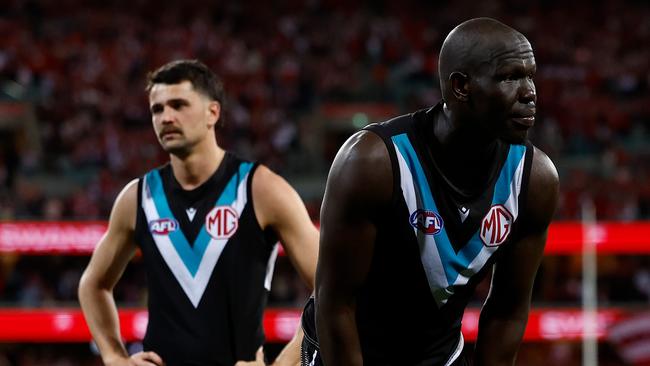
160 106 176 125
519 78 536 105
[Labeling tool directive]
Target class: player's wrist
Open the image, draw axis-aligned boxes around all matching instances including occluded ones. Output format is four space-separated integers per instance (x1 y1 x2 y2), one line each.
103 353 130 366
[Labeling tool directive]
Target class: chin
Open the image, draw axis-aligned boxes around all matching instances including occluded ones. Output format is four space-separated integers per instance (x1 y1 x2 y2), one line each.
500 130 529 145
161 142 190 156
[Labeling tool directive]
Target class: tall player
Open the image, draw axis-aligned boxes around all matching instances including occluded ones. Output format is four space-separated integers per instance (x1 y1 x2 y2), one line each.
79 60 318 366
305 18 559 365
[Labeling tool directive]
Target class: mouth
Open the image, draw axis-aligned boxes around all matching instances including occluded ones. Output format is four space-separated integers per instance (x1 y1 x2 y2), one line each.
510 115 535 128
160 130 182 139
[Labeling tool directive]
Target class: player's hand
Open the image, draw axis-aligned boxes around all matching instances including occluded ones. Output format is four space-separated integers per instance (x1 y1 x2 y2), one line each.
235 347 265 365
107 351 165 366
270 357 300 366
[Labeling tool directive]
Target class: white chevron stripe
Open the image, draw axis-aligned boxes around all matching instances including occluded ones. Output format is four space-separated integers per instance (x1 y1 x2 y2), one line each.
452 152 526 287
142 171 251 308
394 143 449 295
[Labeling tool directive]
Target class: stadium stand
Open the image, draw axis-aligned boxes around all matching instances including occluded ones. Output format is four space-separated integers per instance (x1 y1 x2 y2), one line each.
0 0 649 364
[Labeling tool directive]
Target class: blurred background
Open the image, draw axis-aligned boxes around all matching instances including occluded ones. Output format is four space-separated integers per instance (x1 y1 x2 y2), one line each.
0 0 649 364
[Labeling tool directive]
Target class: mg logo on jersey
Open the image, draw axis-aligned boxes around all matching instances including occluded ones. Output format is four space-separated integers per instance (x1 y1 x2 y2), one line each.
410 209 444 235
480 205 513 246
205 206 239 239
149 218 178 235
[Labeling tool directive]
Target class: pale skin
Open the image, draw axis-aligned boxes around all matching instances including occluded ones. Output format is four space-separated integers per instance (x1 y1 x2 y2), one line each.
78 81 317 366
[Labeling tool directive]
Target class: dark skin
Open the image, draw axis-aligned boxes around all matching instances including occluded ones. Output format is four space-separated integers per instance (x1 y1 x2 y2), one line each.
315 18 559 366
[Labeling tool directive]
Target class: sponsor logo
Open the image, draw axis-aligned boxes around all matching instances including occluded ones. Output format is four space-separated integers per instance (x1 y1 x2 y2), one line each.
480 205 513 246
410 209 444 235
186 207 197 221
205 206 239 239
148 218 178 235
459 206 470 222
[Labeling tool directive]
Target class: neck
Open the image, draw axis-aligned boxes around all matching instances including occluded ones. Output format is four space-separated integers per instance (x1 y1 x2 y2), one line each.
437 103 498 159
169 139 225 190
433 103 499 191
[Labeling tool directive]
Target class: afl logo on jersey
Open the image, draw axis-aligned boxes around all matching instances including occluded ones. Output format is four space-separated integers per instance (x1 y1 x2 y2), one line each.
149 218 178 235
410 209 444 235
205 206 239 239
480 205 513 247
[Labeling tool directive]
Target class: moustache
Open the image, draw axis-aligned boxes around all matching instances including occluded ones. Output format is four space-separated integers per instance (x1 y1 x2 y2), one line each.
159 127 182 138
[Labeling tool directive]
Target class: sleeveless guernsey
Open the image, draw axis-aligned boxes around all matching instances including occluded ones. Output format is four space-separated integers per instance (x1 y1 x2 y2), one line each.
135 152 278 366
302 103 533 366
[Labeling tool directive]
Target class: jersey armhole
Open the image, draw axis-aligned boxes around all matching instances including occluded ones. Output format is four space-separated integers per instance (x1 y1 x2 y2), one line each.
246 163 277 247
246 162 261 207
134 176 144 249
362 126 402 210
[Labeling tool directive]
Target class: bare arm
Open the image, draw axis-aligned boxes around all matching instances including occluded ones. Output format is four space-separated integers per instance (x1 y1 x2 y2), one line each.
474 147 559 366
253 165 319 291
268 326 304 366
315 131 393 366
78 180 163 366
252 165 320 366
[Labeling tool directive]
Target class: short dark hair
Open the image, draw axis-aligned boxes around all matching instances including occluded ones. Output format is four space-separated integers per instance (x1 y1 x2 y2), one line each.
146 59 225 127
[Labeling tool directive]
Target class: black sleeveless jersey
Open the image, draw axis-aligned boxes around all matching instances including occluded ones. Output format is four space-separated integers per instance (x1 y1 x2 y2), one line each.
134 152 279 366
301 103 534 366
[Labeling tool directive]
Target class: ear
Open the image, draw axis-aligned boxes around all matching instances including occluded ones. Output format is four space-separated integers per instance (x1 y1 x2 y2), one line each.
207 101 221 129
449 71 470 102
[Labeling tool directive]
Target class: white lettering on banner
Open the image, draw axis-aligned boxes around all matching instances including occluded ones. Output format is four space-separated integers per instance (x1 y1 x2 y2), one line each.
539 311 618 340
461 310 480 335
585 225 607 245
132 311 149 339
0 223 106 253
607 312 650 364
274 312 301 340
53 313 74 332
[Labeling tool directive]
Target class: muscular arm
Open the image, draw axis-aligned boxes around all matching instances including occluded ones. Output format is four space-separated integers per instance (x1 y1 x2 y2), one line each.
78 180 163 366
253 165 319 290
315 131 393 366
252 165 319 366
474 147 559 366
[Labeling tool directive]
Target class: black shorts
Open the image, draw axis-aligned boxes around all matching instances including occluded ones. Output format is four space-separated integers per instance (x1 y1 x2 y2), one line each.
300 297 323 366
299 297 470 366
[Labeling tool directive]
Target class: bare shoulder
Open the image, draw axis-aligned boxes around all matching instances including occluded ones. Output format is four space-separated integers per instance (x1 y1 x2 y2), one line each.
530 146 559 189
524 146 560 231
251 164 297 212
326 130 392 206
116 178 139 203
332 130 390 174
109 179 139 232
251 164 286 196
251 164 306 229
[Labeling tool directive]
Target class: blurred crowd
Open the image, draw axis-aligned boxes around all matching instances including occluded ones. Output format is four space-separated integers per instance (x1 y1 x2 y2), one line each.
0 0 649 364
0 0 648 221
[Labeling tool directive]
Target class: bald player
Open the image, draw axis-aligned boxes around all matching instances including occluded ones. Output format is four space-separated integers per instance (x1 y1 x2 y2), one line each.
302 18 559 365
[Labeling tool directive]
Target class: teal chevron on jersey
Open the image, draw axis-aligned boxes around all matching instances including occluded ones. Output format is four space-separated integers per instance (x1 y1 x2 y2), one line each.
145 162 253 276
392 133 526 306
492 144 526 205
142 161 254 307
